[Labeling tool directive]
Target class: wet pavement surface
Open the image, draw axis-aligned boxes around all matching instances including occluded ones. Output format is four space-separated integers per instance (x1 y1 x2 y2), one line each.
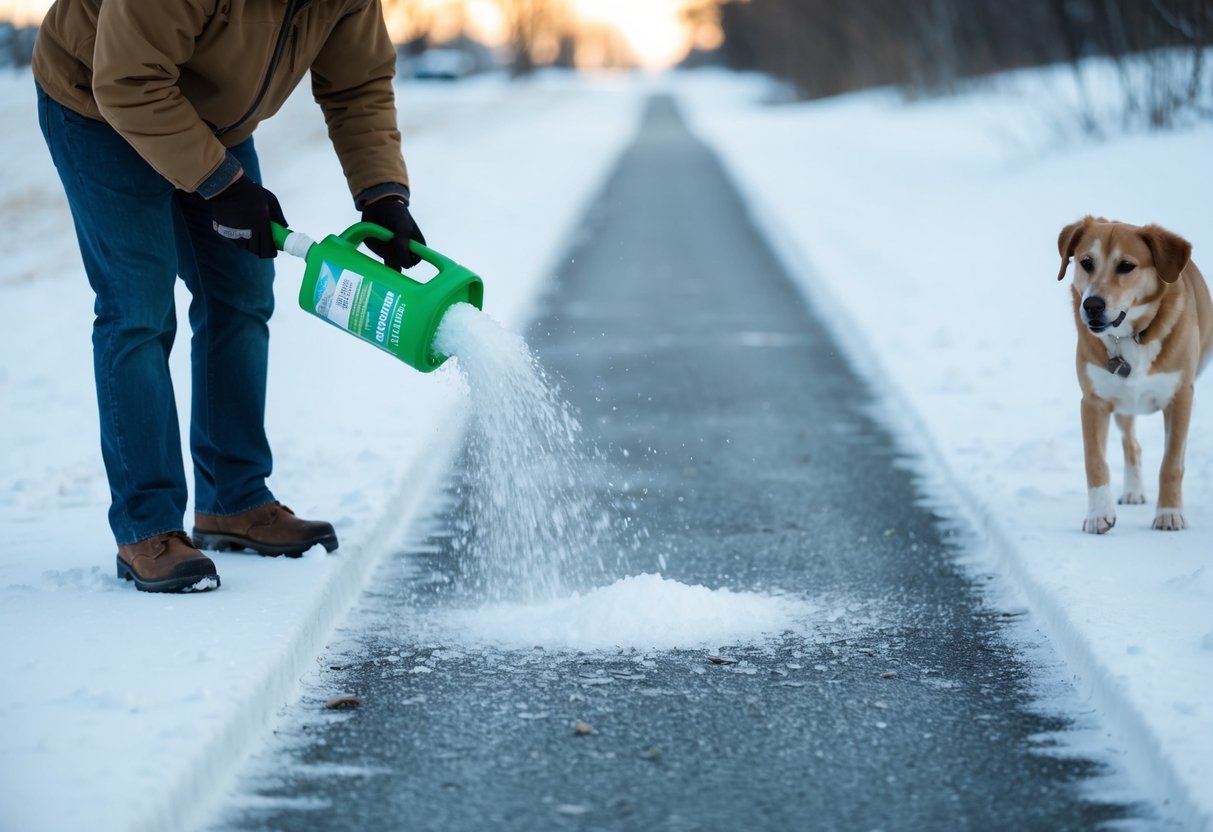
210 98 1150 831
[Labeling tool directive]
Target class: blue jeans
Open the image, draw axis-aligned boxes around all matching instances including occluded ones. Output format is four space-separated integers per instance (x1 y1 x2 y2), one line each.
37 84 276 545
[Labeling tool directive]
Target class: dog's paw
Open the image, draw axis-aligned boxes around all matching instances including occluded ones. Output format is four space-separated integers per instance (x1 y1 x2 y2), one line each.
1118 491 1147 505
1084 486 1116 534
1152 508 1187 531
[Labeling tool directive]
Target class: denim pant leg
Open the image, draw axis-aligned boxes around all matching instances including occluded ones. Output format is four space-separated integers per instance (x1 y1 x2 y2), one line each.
36 85 187 544
174 138 277 516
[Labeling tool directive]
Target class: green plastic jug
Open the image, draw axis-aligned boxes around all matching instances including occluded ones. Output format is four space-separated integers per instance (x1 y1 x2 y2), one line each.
273 221 484 373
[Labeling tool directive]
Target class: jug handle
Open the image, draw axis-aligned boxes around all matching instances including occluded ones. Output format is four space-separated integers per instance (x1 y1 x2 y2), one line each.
338 222 459 274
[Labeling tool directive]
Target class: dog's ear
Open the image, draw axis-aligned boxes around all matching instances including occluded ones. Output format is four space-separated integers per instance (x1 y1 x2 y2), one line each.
1057 217 1090 281
1139 225 1192 285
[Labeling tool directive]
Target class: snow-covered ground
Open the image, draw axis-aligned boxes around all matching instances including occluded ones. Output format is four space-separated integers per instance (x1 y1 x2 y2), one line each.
677 66 1213 830
0 71 644 832
3 59 1212 832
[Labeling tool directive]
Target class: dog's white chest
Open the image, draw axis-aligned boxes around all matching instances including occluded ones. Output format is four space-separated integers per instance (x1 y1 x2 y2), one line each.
1085 338 1180 414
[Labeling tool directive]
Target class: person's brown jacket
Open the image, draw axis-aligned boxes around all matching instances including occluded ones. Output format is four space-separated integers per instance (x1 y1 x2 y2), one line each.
33 0 408 203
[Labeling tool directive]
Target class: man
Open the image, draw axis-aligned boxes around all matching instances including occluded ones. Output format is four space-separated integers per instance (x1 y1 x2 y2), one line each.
33 0 424 593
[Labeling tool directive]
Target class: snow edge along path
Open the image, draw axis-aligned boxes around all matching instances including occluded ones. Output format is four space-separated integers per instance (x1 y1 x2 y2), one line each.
683 105 1208 829
175 416 465 832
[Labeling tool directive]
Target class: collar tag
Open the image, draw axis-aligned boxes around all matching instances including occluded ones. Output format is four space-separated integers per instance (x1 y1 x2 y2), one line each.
1107 356 1132 377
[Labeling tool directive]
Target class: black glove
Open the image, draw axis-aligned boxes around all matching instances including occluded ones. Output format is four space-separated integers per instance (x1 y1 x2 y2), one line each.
361 196 425 271
207 175 287 259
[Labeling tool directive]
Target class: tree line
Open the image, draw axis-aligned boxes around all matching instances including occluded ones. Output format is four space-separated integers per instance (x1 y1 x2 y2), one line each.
688 0 1212 123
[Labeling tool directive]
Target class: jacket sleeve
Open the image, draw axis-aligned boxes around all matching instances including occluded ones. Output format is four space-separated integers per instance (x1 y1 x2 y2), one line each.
91 0 241 196
311 0 409 205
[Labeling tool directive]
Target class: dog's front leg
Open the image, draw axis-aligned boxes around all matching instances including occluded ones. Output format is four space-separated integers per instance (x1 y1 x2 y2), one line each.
1154 383 1194 531
1115 414 1147 504
1081 395 1116 533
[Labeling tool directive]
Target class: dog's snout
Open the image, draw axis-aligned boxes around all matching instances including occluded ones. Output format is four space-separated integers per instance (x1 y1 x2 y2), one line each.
1082 296 1106 320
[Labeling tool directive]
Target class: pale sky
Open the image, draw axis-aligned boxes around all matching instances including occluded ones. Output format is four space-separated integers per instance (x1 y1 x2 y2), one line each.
573 0 690 68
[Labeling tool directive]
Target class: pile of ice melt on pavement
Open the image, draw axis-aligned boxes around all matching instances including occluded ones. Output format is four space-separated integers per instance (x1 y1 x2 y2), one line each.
433 303 610 603
437 573 809 651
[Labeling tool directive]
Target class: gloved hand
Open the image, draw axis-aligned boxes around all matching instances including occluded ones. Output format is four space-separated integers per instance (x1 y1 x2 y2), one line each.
207 175 287 259
361 196 425 271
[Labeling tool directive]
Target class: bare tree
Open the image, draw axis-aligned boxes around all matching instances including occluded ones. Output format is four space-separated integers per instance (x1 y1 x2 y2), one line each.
382 0 438 53
497 0 569 76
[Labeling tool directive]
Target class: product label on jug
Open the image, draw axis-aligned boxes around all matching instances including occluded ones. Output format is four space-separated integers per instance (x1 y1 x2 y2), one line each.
313 261 406 354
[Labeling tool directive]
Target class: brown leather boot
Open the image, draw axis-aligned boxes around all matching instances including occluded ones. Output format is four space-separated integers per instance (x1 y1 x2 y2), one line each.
193 502 338 557
116 532 220 593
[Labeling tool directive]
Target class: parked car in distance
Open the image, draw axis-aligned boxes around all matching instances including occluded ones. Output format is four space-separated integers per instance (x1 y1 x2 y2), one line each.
410 48 475 81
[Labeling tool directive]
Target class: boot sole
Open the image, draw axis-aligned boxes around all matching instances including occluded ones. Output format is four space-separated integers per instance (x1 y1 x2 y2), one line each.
192 530 339 558
116 556 221 594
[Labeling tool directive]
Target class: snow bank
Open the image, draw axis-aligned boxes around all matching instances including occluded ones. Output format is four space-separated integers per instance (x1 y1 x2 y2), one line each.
0 71 644 832
676 66 1213 830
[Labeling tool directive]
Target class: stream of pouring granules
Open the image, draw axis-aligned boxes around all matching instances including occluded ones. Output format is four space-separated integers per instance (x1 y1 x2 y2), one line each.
433 303 617 602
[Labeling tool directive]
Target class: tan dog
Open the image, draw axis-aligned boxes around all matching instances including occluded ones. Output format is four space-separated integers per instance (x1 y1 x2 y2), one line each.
1057 216 1212 533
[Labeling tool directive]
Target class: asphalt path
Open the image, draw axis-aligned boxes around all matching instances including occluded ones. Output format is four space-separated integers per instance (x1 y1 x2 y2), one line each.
211 98 1149 831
